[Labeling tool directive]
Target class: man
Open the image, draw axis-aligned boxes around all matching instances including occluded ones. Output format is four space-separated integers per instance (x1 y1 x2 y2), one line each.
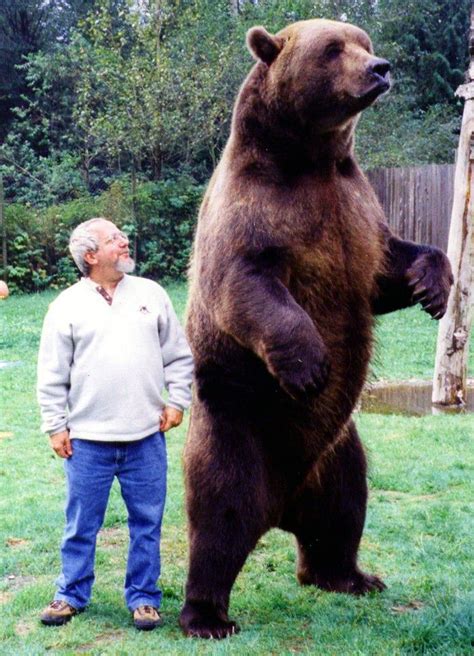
37 217 193 631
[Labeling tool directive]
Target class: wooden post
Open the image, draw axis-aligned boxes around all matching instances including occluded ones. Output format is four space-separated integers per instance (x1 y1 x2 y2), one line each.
432 3 474 407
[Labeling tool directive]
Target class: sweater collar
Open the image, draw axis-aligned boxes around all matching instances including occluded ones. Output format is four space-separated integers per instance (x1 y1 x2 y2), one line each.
81 275 129 304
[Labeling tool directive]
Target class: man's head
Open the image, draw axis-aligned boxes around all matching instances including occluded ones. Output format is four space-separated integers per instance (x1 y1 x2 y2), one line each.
69 218 135 279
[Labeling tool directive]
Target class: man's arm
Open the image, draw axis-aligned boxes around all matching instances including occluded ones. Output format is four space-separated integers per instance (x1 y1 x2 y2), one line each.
158 291 194 417
37 302 74 451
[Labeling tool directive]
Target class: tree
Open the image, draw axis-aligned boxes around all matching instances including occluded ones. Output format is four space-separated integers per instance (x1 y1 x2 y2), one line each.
376 0 471 109
0 0 471 208
0 1 97 141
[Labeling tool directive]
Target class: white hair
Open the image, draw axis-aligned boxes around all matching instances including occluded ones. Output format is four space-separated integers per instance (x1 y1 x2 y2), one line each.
68 218 105 276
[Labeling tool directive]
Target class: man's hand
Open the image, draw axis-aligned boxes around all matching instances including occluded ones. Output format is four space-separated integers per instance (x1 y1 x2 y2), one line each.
50 430 73 458
159 406 183 432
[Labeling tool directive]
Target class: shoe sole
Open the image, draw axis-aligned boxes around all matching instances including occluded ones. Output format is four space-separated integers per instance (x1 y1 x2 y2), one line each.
40 615 74 626
134 620 163 631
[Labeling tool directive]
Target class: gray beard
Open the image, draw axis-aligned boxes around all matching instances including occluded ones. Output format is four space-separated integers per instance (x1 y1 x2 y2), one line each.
116 257 136 274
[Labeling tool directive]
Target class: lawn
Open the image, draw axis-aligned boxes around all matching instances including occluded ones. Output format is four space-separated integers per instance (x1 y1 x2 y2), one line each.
0 284 472 655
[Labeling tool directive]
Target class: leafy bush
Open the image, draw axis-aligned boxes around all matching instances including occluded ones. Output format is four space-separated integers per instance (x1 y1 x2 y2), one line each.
3 204 51 293
97 175 204 281
132 177 204 282
2 176 203 292
356 99 459 169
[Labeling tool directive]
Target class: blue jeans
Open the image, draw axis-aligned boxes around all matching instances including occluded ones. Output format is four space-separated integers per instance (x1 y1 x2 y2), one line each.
54 432 167 611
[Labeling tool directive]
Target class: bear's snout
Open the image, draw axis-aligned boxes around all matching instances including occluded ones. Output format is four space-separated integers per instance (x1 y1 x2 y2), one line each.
367 57 391 89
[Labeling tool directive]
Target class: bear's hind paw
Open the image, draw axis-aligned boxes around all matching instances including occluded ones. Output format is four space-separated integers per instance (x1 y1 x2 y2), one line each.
179 611 240 639
307 570 386 595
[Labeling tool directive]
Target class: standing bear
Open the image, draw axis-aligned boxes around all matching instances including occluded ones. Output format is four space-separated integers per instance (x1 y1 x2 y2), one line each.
180 19 453 639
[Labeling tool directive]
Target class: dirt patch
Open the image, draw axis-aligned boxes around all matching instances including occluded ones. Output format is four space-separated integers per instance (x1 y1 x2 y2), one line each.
98 526 127 548
75 630 128 652
2 574 37 592
391 600 425 613
6 537 30 548
376 490 439 502
15 620 35 637
0 432 13 440
161 526 187 553
0 592 12 604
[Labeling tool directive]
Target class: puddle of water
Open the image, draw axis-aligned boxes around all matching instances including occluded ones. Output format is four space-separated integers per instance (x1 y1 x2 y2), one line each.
360 381 474 416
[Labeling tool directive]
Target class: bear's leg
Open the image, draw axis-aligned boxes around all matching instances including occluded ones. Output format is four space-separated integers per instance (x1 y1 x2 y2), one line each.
283 421 385 595
180 412 267 638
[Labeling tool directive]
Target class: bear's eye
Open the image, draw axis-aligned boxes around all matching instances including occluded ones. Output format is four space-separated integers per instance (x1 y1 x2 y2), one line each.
325 42 344 60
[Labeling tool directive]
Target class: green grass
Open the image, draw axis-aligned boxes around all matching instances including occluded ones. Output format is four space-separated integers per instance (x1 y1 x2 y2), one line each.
373 307 474 382
0 287 473 655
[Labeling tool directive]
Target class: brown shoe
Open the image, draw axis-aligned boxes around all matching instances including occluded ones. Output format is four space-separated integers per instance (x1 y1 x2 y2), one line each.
132 605 163 631
40 600 79 626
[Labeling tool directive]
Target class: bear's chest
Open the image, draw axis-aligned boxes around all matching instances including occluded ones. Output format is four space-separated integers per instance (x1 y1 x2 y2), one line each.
281 175 383 304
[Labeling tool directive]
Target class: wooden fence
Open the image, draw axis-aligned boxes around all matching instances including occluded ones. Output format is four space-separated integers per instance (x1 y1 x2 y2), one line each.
367 163 455 251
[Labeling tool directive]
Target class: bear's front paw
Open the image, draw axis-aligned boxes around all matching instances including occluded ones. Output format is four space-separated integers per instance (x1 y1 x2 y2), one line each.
266 340 330 400
179 604 239 639
407 250 453 320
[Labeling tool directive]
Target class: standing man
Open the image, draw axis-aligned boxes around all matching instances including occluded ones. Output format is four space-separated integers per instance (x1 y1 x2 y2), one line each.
37 217 193 631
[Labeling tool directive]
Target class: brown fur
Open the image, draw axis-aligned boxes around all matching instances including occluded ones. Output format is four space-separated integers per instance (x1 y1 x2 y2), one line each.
180 19 453 639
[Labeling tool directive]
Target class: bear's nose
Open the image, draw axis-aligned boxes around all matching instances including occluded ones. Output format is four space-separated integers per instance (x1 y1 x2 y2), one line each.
368 58 391 80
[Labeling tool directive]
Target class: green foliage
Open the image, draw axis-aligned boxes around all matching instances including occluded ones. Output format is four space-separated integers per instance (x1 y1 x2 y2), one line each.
131 177 204 281
0 134 89 207
356 100 460 169
0 1 98 141
1 0 469 206
375 0 470 109
3 205 51 293
3 197 99 293
3 177 203 292
0 0 470 291
99 175 204 281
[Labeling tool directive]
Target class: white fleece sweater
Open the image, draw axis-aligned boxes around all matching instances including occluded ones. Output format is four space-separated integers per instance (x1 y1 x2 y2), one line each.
37 275 193 441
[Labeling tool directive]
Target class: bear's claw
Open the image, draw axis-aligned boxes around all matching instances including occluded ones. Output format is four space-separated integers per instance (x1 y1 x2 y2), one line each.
407 250 453 320
301 569 386 595
180 617 240 639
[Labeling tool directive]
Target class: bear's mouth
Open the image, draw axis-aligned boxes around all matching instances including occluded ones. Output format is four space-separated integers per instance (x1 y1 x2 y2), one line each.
354 57 391 107
358 76 391 105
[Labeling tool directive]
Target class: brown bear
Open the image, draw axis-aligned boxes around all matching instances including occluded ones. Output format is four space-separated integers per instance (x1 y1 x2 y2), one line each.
179 19 453 639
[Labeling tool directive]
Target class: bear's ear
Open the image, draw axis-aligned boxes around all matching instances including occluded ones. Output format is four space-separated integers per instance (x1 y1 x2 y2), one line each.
246 26 283 66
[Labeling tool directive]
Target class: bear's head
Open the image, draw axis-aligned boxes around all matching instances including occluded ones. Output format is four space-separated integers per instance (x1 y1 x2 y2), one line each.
246 19 390 134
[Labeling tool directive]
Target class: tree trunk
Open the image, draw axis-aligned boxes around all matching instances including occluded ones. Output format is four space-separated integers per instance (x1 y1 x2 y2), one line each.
0 175 7 279
432 3 474 407
131 163 138 264
154 0 162 64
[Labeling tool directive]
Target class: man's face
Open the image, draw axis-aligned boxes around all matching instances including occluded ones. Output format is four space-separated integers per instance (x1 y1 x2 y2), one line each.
86 220 135 277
